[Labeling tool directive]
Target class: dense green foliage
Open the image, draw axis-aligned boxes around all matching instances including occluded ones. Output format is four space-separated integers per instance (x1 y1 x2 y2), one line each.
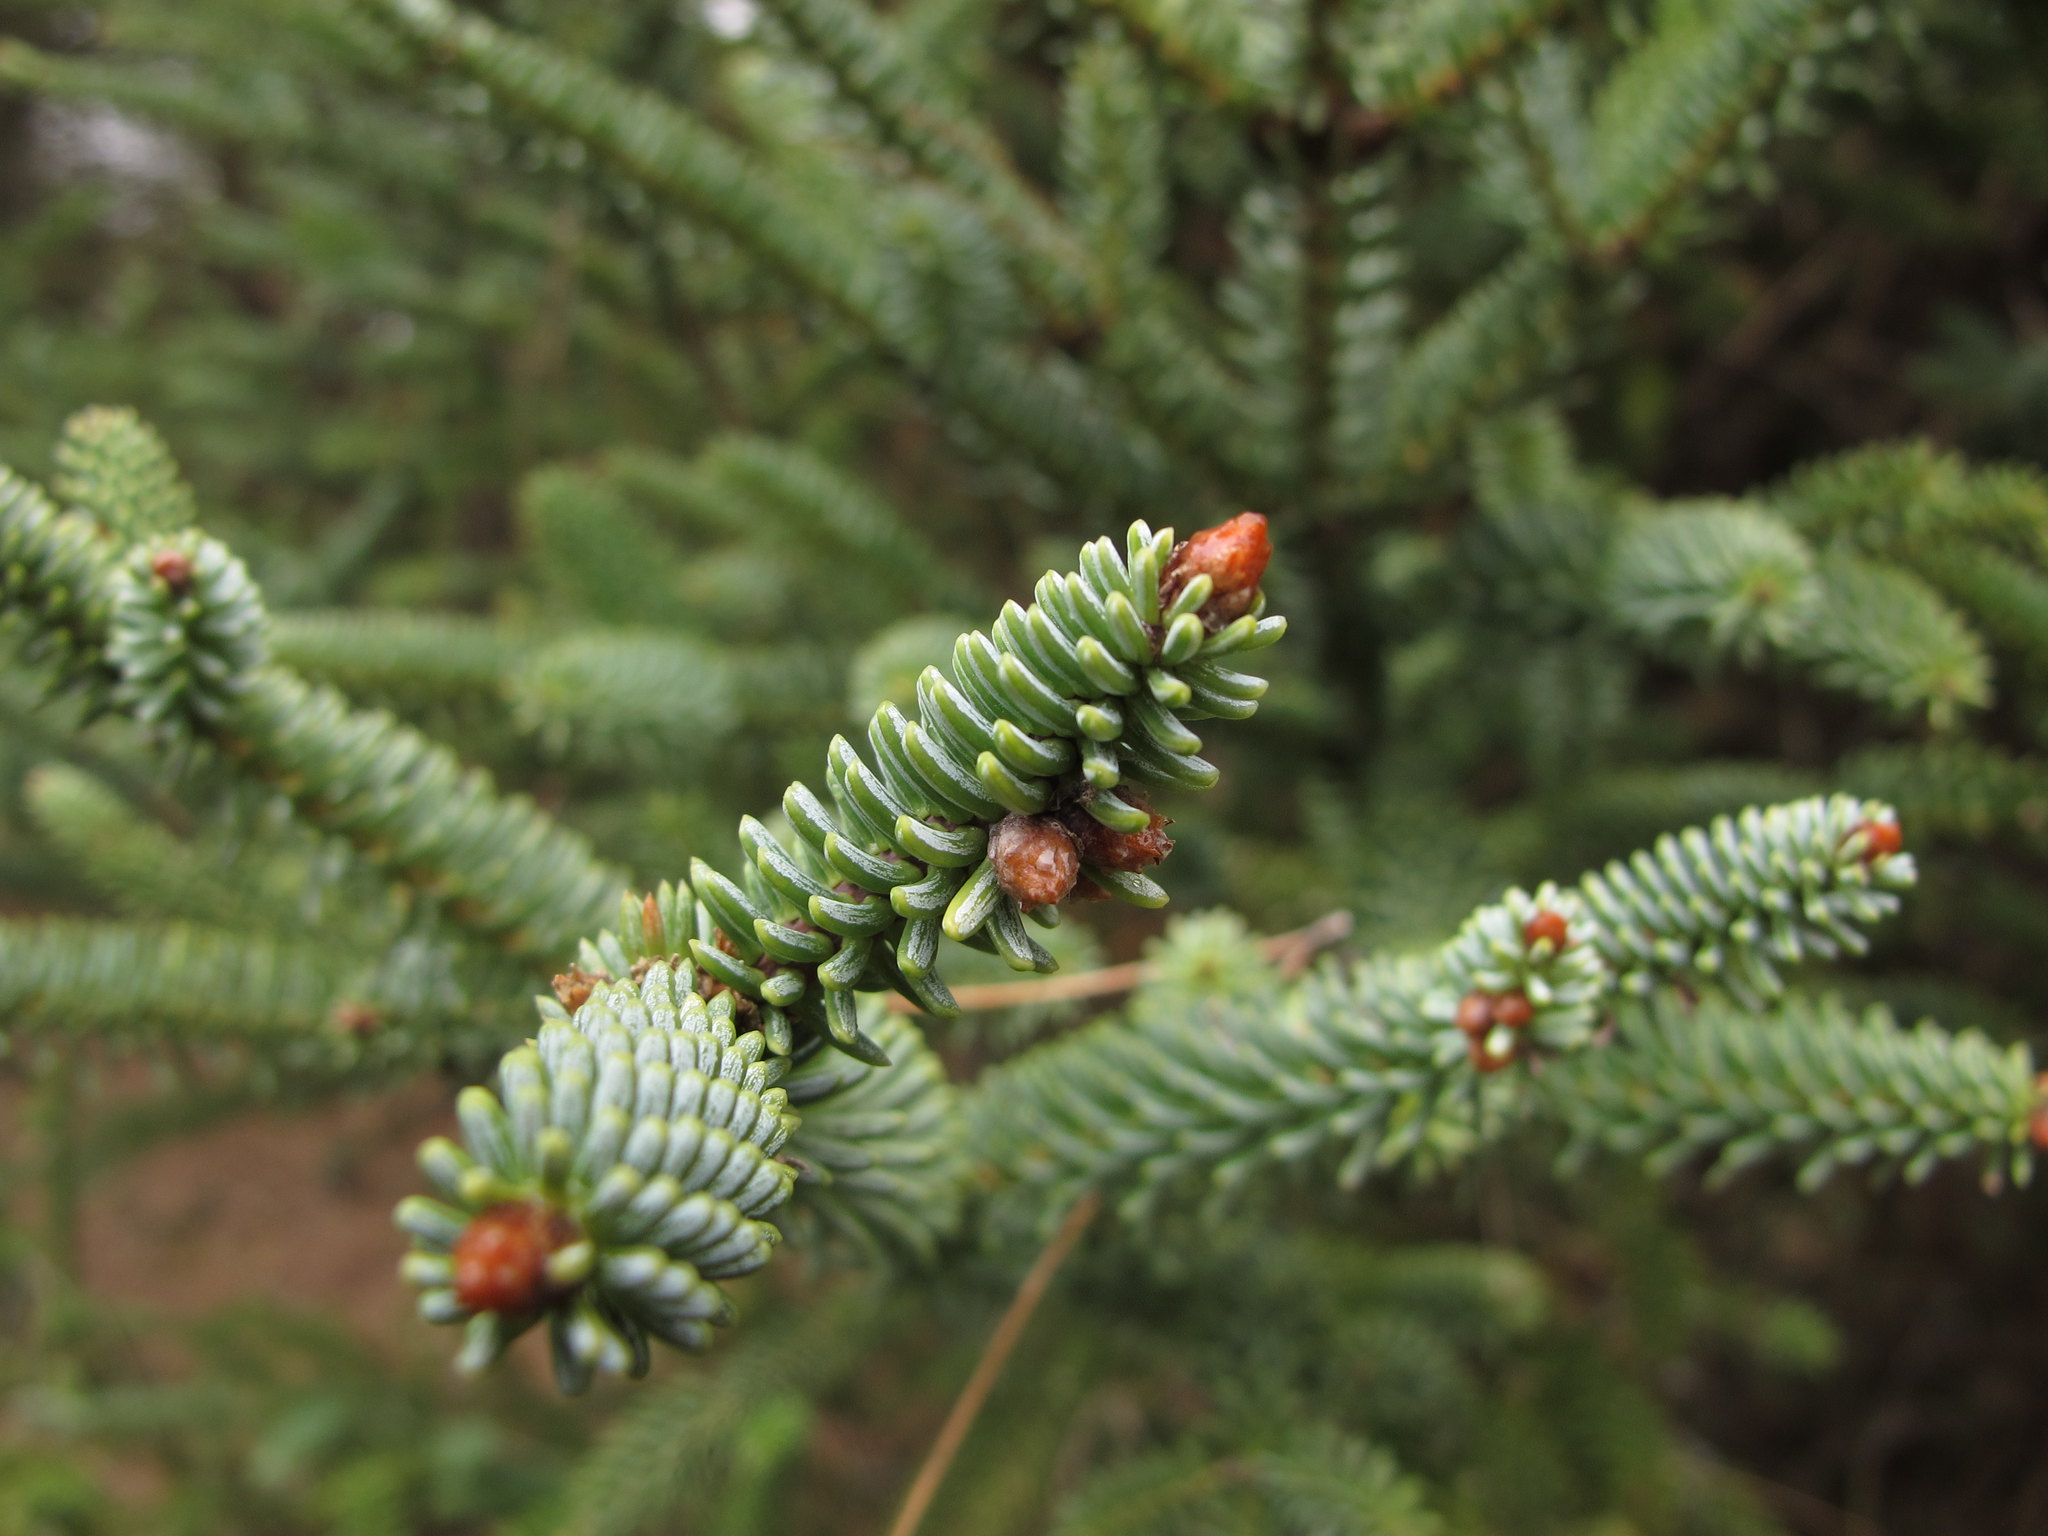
3 0 2048 1530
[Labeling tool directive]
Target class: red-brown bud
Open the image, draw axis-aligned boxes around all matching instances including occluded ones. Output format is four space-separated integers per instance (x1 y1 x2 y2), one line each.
1161 512 1271 629
150 548 194 593
988 813 1080 908
330 1001 381 1037
1848 819 1903 862
452 1202 581 1314
1454 991 1494 1037
1469 1032 1518 1073
2031 1074 2048 1152
1491 991 1534 1030
1521 910 1569 951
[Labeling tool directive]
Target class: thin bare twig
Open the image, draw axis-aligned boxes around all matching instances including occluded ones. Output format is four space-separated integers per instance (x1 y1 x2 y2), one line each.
883 1191 1104 1536
884 909 1354 1015
1722 1464 1887 1536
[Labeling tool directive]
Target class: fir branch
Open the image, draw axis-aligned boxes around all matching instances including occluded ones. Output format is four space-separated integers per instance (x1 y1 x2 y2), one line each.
1085 298 1266 490
1062 33 1168 310
1350 0 1573 124
52 406 197 540
754 0 1087 318
1325 165 1409 482
397 961 804 1392
976 795 1913 1220
225 668 625 950
752 8 1257 485
273 614 744 771
1607 500 1816 664
1220 185 1311 485
1460 405 1614 632
0 915 463 1046
1048 1430 1441 1536
547 516 1284 1066
1794 551 1992 728
1910 543 2048 669
548 1289 884 1536
1771 441 2048 666
1048 1444 1238 1536
1091 0 1303 112
1546 991 2036 1191
780 1009 968 1265
1547 762 1826 865
354 0 1173 503
0 467 122 708
1049 35 1263 481
1494 41 1596 258
518 463 697 631
1773 439 2048 560
1575 793 1912 1005
269 610 525 699
683 435 973 607
1583 0 1843 253
0 35 312 150
393 894 962 1395
0 25 762 429
1839 740 2048 845
509 632 740 772
1381 245 1574 480
24 763 273 932
104 530 270 738
0 428 627 957
395 517 1281 1385
1470 403 1586 516
975 948 1478 1223
1240 1432 1442 1535
1608 504 1993 725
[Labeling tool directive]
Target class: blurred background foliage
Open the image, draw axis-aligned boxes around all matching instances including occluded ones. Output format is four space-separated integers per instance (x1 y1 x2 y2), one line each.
0 0 2046 1530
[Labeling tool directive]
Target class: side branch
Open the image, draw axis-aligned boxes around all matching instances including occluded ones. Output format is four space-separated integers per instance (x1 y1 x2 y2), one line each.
884 910 1354 1014
885 1192 1104 1536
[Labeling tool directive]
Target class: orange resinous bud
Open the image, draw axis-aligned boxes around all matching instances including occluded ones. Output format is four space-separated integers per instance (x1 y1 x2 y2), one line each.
453 1202 581 1314
1162 512 1271 629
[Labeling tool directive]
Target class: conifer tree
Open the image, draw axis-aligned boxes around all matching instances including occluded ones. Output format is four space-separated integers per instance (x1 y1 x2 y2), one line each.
5 0 2048 1527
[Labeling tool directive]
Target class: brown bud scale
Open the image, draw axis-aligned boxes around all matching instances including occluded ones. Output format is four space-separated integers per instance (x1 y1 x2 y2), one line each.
551 965 607 1013
989 813 1079 908
1061 797 1174 873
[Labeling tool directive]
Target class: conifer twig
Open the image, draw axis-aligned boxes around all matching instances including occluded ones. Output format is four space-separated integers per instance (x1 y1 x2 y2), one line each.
884 1191 1104 1536
883 910 1355 1014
